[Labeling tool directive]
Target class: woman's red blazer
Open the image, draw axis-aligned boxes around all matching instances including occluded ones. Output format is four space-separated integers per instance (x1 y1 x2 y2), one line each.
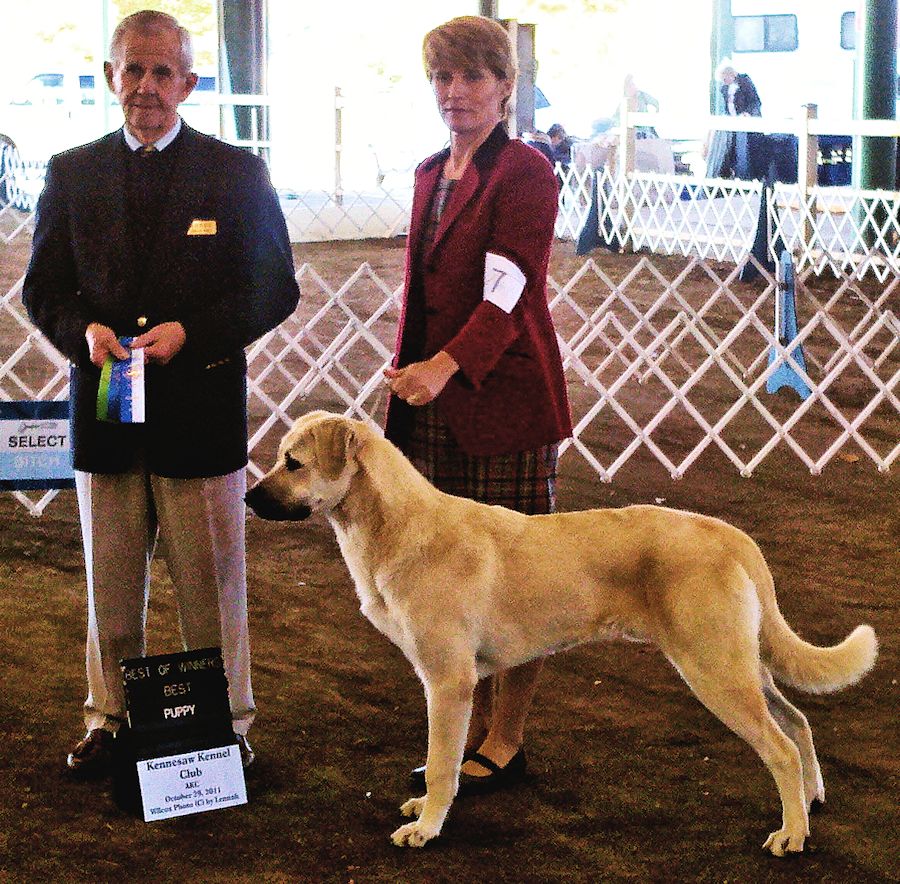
385 124 572 456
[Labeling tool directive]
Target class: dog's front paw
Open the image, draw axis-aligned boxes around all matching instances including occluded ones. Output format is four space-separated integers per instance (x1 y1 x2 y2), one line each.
391 820 437 848
762 827 806 857
399 796 426 819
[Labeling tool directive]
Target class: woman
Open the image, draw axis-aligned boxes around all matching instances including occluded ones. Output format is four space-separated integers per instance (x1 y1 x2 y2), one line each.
384 15 572 796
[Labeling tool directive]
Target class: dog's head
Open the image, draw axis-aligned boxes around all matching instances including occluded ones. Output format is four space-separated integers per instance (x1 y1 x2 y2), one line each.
245 411 361 521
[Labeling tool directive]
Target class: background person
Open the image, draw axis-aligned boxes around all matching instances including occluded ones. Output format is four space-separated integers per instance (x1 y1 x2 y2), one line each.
522 129 556 165
706 60 766 179
717 61 762 117
384 15 572 795
547 122 577 167
22 9 300 776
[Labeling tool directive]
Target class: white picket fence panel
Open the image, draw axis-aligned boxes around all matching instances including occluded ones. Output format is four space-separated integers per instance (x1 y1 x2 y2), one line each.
0 150 587 245
8 142 900 282
770 183 900 282
2 254 897 516
585 166 764 262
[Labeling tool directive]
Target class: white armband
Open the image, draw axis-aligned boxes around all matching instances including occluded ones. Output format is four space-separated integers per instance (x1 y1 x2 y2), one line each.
483 252 526 314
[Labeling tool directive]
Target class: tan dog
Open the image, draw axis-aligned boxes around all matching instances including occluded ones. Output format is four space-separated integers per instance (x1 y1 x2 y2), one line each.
245 410 878 856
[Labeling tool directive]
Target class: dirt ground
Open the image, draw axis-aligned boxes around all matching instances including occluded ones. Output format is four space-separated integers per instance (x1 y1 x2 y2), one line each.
0 237 897 883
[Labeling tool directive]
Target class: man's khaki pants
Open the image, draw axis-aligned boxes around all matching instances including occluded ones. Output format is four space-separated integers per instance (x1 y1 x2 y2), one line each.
74 465 255 736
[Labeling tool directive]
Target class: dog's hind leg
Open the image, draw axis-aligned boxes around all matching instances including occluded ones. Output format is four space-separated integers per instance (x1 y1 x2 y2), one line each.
760 666 825 810
667 652 809 857
391 659 477 848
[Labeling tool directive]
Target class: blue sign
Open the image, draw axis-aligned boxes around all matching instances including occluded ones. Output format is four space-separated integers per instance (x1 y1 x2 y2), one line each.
0 401 75 490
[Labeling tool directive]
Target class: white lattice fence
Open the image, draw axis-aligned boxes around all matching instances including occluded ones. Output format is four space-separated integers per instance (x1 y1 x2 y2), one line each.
3 255 897 515
615 172 764 263
0 156 586 245
277 188 414 242
550 255 898 479
581 167 766 263
579 168 900 280
0 144 39 244
771 183 900 281
7 139 900 276
555 165 594 242
245 261 402 474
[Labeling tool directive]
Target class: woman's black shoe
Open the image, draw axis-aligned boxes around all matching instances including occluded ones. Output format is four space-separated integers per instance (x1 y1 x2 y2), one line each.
457 749 527 797
409 747 477 789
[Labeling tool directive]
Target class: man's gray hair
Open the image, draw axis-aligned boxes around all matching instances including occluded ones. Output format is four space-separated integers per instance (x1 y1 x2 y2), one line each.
110 10 194 73
715 58 736 81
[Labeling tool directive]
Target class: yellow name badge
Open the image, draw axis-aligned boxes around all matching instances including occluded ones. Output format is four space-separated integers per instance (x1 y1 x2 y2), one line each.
187 218 217 236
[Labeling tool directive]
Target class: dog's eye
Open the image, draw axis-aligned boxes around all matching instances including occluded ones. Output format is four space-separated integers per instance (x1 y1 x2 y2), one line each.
284 453 304 472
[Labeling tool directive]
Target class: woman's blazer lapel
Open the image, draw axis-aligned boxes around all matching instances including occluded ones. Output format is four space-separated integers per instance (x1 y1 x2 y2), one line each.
408 147 484 272
423 164 480 267
407 156 442 274
414 124 509 268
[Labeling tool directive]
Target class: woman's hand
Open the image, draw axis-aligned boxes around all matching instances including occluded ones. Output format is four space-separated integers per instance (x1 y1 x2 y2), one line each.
384 351 459 406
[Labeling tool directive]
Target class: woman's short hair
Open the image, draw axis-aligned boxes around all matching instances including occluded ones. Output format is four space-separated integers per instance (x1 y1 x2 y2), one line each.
422 16 517 86
110 10 194 73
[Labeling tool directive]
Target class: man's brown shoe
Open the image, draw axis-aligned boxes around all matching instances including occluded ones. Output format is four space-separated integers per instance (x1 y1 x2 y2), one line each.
66 728 114 777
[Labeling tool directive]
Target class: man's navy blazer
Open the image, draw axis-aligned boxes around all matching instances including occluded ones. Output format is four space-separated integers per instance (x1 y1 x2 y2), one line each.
722 73 762 117
23 124 300 477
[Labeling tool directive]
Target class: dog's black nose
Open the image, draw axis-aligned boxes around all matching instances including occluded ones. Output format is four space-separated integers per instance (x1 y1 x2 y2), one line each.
245 483 282 520
244 484 263 509
245 484 311 521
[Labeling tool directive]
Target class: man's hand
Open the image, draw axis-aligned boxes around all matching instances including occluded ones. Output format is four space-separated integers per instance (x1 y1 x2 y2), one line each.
131 321 187 365
85 323 130 368
384 350 459 406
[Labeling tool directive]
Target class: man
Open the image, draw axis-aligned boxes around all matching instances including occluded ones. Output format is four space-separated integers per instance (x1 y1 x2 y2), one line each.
708 61 766 180
22 10 300 776
717 63 762 117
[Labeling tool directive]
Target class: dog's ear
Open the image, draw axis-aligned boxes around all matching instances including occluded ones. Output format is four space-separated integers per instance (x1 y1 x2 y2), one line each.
315 419 359 479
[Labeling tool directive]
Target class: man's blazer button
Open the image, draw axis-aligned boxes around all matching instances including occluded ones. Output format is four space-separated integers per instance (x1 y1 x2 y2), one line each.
136 316 148 328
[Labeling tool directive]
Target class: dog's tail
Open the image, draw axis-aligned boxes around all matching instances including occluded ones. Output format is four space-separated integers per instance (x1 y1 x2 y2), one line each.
762 615 878 694
752 549 878 693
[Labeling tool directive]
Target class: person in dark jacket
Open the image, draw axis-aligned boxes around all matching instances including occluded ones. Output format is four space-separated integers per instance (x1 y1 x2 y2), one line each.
522 130 556 165
22 10 299 777
706 61 767 179
547 122 577 166
718 62 762 117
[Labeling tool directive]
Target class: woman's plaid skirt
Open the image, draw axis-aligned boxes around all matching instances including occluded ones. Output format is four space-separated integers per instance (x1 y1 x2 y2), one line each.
404 403 558 515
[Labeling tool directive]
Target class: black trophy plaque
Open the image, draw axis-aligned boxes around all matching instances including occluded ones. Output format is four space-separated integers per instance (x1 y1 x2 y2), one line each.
114 647 247 820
